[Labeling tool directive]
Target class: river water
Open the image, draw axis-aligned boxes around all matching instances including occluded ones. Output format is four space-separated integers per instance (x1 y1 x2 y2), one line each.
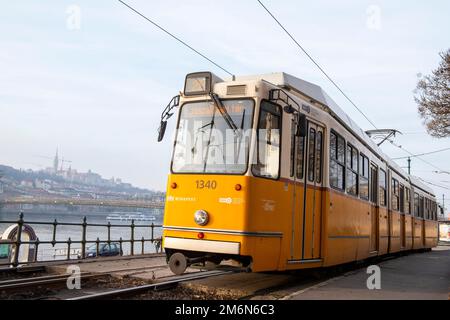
0 204 165 262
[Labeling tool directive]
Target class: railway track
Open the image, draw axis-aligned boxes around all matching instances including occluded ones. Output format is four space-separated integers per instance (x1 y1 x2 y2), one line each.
0 272 106 293
67 270 234 300
0 264 168 297
0 260 235 300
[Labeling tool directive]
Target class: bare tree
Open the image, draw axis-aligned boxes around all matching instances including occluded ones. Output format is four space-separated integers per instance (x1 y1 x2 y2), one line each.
414 49 450 138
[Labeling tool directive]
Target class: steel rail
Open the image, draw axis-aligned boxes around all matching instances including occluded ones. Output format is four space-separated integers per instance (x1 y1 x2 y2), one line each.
0 272 101 292
67 270 234 300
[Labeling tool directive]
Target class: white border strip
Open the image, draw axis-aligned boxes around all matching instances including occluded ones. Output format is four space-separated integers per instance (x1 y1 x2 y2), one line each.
164 237 240 255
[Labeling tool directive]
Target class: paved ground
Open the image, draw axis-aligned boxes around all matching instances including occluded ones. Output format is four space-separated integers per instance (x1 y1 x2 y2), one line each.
282 246 450 300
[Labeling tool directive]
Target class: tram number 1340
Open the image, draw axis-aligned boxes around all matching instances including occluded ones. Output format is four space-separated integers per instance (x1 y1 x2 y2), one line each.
195 180 217 189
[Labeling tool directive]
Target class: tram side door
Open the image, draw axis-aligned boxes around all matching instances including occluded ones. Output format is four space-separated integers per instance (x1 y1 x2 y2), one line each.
301 122 324 260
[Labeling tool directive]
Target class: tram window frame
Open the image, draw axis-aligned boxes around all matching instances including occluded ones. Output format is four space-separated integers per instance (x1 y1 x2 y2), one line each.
434 201 437 220
251 100 282 180
419 195 424 218
379 169 387 206
290 119 295 177
359 153 369 200
414 192 420 217
345 143 359 196
296 133 305 180
315 131 323 183
405 187 411 214
171 98 255 175
307 128 316 182
399 184 405 213
391 178 399 211
370 164 378 204
329 130 345 190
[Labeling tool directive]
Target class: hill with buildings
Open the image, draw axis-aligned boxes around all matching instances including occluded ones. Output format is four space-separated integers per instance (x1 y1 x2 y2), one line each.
0 160 163 202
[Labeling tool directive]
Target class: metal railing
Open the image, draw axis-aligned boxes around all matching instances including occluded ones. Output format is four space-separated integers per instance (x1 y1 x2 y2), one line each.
0 212 163 267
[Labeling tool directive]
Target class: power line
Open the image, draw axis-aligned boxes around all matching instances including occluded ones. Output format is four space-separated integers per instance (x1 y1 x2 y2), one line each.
256 0 378 130
401 131 428 135
117 0 234 77
417 177 450 191
392 147 450 160
389 140 448 173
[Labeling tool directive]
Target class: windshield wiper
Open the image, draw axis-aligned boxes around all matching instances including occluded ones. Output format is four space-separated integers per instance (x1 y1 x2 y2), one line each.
191 121 215 156
209 93 239 135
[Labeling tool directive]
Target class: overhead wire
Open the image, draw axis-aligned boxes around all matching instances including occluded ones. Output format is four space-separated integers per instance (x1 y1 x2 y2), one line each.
392 147 450 160
256 0 378 129
117 0 235 77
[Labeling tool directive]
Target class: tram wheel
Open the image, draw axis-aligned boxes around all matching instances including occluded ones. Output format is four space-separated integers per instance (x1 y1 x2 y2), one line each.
168 252 188 275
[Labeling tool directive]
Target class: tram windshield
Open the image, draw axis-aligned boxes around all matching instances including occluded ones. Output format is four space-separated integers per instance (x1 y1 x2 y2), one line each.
172 99 254 174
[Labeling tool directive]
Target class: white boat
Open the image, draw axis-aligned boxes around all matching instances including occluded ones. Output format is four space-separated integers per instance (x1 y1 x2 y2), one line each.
106 212 156 222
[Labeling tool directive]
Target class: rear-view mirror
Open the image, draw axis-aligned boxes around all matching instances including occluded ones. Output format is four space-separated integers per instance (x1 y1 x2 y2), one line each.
157 120 167 142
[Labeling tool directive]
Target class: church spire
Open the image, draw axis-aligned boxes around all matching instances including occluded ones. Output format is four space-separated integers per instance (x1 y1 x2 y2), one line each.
53 148 59 173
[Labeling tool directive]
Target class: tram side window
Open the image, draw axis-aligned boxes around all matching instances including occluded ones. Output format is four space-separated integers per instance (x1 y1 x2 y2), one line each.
329 131 345 190
399 184 405 213
435 201 438 220
379 169 387 206
290 120 295 177
359 154 369 200
414 193 420 217
296 134 305 180
419 196 424 218
346 143 358 195
252 101 281 179
315 131 323 183
405 188 411 214
308 128 316 182
433 201 437 220
391 178 399 211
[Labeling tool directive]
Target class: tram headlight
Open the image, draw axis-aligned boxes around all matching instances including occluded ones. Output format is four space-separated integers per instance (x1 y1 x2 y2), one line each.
194 210 209 226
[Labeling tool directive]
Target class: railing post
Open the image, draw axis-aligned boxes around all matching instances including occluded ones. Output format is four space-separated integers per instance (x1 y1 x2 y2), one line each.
151 222 154 242
96 237 100 257
119 237 123 256
12 212 24 267
141 236 145 255
107 221 111 245
34 237 40 262
130 219 135 256
67 237 72 260
81 216 87 259
51 219 57 247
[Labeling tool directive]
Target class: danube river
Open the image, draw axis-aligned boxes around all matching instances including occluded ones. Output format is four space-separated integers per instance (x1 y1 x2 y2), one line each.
0 204 164 262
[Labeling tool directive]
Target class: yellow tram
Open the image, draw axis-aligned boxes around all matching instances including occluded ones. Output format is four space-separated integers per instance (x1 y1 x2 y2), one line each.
157 71 439 274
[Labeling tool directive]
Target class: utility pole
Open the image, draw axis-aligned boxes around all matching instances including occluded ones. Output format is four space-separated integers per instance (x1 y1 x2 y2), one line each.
443 194 445 217
407 157 411 175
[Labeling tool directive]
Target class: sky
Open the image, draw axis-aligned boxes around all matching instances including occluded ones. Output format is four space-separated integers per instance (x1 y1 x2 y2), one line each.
0 0 449 211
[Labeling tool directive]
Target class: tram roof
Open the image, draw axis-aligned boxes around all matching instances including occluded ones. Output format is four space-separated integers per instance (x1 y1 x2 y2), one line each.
233 72 434 196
